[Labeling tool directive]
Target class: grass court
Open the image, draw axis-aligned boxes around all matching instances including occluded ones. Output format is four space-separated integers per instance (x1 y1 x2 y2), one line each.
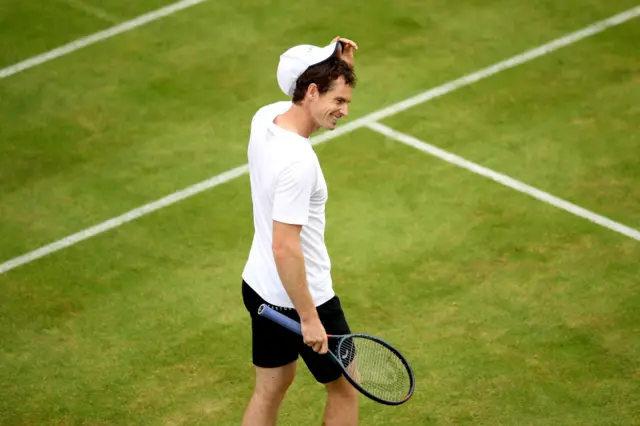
1 1 639 424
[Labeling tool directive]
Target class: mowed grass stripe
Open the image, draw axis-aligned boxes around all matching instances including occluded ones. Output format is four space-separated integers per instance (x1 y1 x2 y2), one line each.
0 1 107 67
0 0 208 79
0 0 185 66
0 165 249 275
2 5 639 275
367 122 640 241
382 19 640 230
1 130 638 425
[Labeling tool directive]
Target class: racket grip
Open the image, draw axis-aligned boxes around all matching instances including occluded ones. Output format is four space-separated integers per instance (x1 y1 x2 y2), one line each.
257 304 302 336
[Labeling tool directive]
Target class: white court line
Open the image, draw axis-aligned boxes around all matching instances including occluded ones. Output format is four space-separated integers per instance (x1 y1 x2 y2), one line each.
1 6 639 275
0 0 208 79
0 165 249 274
367 122 640 242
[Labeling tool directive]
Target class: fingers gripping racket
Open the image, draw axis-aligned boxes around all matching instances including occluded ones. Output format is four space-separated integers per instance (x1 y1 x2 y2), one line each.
257 304 415 405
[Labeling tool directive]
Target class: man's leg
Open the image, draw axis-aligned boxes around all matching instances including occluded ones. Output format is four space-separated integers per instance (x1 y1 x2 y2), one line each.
298 295 358 425
322 376 359 426
241 281 301 426
242 362 297 426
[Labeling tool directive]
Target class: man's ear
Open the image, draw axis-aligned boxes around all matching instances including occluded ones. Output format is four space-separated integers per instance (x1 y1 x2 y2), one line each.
307 83 318 100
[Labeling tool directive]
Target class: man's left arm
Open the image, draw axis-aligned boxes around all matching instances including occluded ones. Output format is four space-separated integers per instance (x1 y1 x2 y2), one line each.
331 36 358 67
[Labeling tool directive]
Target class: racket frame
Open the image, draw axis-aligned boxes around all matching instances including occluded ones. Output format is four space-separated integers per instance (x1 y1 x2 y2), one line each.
257 303 415 405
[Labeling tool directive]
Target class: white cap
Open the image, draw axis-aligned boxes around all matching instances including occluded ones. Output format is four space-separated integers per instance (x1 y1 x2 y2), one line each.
276 41 342 96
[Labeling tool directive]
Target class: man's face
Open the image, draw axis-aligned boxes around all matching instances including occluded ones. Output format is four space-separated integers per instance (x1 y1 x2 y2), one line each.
309 76 352 130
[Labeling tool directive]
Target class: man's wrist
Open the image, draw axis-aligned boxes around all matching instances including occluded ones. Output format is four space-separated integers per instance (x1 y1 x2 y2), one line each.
298 309 319 322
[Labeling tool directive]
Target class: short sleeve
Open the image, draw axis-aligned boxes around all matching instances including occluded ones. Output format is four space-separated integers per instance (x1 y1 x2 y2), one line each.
272 159 315 225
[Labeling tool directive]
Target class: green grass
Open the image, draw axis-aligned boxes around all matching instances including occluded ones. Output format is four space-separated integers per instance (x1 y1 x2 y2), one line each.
1 0 639 425
0 0 173 66
383 20 640 229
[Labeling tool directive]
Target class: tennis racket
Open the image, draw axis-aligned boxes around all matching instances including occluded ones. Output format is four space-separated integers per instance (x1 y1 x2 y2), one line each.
257 303 415 406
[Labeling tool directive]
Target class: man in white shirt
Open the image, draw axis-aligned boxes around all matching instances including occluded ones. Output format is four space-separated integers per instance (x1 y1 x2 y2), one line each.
241 36 359 426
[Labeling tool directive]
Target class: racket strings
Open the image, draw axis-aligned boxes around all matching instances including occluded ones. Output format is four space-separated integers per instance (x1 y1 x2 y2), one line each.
338 336 411 402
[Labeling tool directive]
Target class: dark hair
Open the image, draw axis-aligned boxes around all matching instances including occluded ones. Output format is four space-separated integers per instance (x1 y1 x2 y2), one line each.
292 56 356 104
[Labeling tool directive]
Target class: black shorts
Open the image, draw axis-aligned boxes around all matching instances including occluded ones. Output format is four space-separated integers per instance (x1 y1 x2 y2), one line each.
242 280 351 384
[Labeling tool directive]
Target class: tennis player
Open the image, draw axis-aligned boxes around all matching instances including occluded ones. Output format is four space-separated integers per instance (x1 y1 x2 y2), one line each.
240 36 359 426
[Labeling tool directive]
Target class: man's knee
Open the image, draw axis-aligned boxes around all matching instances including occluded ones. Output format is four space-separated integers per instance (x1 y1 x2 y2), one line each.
326 376 358 401
253 362 296 400
323 377 359 426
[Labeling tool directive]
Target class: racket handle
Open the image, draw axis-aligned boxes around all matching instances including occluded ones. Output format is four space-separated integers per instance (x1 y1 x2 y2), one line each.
257 304 302 336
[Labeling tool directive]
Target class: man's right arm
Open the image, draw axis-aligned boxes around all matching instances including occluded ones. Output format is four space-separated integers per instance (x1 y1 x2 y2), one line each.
272 221 316 320
273 221 328 354
272 220 328 354
271 160 328 354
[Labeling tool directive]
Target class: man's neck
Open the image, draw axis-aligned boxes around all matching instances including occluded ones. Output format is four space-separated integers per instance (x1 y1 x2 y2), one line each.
273 104 318 138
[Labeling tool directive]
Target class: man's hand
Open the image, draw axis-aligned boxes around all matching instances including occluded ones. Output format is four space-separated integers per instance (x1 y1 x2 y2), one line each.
301 315 329 354
332 36 358 67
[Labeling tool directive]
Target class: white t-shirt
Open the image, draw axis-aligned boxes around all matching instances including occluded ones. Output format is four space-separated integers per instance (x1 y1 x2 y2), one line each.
241 101 334 308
